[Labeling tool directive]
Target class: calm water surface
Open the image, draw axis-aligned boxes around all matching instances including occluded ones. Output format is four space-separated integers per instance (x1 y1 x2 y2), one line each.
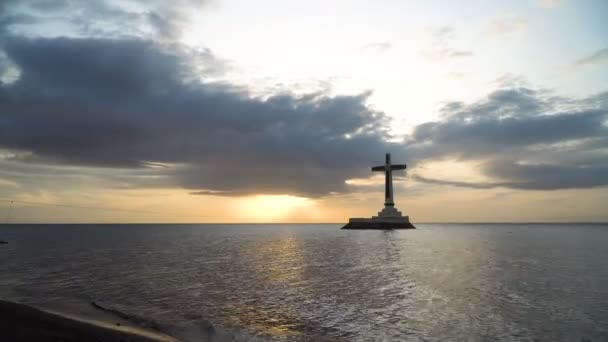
1 224 607 341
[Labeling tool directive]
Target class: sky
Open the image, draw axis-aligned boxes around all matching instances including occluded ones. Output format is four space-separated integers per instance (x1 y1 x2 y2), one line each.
0 0 607 223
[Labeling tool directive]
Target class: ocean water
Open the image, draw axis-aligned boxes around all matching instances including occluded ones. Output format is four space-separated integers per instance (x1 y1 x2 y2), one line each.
1 223 607 341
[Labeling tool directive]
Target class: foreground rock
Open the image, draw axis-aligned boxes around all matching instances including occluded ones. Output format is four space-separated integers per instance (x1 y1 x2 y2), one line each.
0 300 180 342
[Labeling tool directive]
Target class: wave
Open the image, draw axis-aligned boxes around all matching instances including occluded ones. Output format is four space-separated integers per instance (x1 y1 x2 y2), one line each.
90 300 266 342
90 300 170 332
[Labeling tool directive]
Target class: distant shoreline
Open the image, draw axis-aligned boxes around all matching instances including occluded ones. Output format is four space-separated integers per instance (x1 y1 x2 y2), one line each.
0 299 180 342
1 222 607 225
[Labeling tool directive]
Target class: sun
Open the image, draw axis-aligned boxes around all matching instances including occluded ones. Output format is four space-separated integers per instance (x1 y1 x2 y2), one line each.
236 195 314 222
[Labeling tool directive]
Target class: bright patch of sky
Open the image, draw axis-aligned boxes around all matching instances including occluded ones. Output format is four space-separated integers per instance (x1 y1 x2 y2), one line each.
180 0 608 133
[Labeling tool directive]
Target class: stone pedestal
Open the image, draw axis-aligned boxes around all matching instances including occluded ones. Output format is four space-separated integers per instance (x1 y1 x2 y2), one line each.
342 205 415 230
374 206 402 218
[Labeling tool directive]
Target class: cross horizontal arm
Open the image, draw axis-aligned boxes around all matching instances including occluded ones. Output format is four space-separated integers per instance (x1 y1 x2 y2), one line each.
371 165 386 171
390 164 407 170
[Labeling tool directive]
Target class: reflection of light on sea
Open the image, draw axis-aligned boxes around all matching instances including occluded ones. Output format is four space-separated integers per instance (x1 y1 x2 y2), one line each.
403 225 505 339
254 234 304 283
231 233 307 338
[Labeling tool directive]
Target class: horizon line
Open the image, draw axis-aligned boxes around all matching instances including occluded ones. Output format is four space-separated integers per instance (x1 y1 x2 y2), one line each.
1 222 607 225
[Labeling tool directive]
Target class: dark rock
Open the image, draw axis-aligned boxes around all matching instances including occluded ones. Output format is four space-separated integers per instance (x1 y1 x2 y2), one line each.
197 320 216 335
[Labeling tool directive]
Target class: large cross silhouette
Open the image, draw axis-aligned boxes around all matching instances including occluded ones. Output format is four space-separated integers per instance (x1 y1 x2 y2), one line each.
371 153 406 207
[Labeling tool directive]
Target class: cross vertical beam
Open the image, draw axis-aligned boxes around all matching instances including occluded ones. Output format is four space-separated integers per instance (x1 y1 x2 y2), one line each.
385 153 394 206
371 153 407 209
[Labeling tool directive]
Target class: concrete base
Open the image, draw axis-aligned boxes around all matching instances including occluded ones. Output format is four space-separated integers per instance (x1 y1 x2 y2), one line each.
374 206 402 218
341 216 415 230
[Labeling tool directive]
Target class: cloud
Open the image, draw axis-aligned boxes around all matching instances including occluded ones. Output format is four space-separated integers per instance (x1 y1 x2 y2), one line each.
0 1 607 199
425 26 473 60
484 160 608 190
362 42 392 53
0 0 211 41
493 74 530 88
575 47 608 67
536 0 560 8
447 50 474 58
446 72 466 79
484 16 528 37
411 175 516 189
3 34 605 196
407 87 608 190
0 34 399 197
413 161 608 190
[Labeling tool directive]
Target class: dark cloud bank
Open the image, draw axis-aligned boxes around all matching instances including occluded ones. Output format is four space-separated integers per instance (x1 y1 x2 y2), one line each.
0 35 397 196
0 3 607 197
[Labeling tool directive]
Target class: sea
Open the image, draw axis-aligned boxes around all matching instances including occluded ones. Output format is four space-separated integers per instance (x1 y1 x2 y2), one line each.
1 223 607 341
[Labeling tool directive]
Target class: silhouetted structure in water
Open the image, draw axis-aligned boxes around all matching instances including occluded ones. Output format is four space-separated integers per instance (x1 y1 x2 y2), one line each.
342 153 415 229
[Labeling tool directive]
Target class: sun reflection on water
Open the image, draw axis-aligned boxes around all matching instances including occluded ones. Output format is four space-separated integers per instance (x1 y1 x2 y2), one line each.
230 233 307 337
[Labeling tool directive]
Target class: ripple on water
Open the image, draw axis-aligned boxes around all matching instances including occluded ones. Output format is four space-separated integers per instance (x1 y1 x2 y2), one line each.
1 223 607 341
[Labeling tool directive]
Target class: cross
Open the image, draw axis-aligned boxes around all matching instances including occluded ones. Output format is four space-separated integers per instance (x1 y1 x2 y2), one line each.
372 153 406 207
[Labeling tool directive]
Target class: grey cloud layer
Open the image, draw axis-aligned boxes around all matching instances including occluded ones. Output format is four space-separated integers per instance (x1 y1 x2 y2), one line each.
576 47 608 67
408 88 608 190
0 35 396 196
0 0 210 41
0 1 607 196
